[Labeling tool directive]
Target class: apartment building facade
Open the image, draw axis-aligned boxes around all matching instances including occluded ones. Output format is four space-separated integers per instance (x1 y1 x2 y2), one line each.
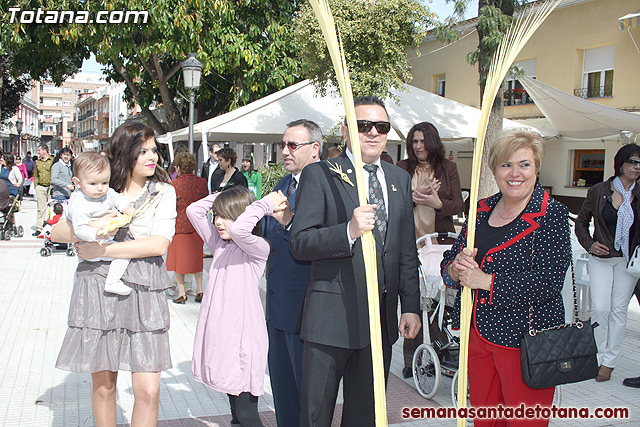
39 72 107 153
407 0 640 211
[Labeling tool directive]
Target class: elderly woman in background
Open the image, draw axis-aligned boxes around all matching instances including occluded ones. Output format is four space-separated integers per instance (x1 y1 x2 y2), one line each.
396 122 464 378
441 129 570 426
575 144 640 383
167 152 210 304
210 147 248 192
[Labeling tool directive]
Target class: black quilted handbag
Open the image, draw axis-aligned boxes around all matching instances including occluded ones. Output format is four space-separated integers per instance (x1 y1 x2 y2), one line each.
520 232 598 389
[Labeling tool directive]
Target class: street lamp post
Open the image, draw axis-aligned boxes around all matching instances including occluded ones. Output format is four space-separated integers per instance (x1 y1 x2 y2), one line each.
181 53 203 154
15 119 23 156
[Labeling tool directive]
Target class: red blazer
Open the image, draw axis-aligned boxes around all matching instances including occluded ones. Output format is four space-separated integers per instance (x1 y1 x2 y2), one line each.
173 173 209 234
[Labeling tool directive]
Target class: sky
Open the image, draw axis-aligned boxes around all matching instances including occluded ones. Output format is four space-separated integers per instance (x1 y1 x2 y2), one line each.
80 0 480 74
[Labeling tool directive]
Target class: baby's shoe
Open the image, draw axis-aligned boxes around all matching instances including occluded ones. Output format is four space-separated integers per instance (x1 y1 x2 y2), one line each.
104 280 132 296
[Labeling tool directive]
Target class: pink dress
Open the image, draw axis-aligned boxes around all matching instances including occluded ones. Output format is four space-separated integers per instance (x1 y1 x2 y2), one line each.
186 193 272 396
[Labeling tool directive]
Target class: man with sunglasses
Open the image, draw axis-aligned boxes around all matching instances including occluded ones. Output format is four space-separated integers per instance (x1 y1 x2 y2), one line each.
262 119 322 427
290 96 421 426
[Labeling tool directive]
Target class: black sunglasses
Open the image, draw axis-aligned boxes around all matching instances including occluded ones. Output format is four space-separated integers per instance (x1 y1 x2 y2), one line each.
626 159 640 166
356 120 391 134
277 141 315 152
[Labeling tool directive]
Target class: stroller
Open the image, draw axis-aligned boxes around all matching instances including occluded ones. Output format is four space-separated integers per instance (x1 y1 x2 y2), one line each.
0 178 24 240
411 232 460 403
40 198 75 257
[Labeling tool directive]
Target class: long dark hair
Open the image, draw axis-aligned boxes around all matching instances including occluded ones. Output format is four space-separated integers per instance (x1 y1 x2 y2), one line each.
404 122 445 176
242 156 256 176
2 153 16 169
106 122 169 192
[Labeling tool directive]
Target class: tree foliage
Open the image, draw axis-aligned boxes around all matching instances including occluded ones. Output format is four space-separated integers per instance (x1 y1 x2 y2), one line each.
294 0 434 98
0 56 32 122
436 0 526 197
0 1 86 122
41 0 302 134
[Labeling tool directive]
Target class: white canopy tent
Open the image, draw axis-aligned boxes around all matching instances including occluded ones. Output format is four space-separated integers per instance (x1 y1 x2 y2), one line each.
520 75 640 139
158 79 541 161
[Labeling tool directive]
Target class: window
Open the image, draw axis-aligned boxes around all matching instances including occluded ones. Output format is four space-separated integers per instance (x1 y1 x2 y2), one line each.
437 74 446 97
572 150 605 187
505 59 536 106
578 46 614 98
63 101 72 107
64 88 73 94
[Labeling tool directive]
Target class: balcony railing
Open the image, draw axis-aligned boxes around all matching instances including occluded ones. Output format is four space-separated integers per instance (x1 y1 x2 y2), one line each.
503 92 535 106
76 129 96 138
574 85 613 99
77 110 96 121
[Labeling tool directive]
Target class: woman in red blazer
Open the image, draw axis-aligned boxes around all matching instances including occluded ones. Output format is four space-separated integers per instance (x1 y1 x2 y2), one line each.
441 129 570 427
396 122 465 378
167 152 209 304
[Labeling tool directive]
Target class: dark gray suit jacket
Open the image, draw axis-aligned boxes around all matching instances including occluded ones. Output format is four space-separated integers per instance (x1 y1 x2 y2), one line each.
290 153 420 350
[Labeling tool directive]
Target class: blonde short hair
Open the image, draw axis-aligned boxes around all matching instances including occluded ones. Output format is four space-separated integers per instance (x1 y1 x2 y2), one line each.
73 151 110 178
488 129 545 173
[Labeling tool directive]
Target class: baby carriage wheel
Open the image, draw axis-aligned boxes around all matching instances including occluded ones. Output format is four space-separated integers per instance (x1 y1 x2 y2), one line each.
14 225 24 238
40 247 51 257
3 229 12 240
451 369 471 408
0 230 4 240
553 385 562 407
66 247 76 257
412 343 441 399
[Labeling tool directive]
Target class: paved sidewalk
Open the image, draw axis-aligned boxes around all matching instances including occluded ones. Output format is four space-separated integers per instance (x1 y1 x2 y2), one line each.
1 197 639 426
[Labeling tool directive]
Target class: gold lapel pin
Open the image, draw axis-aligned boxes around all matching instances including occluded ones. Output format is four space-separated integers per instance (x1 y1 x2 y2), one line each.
327 161 355 187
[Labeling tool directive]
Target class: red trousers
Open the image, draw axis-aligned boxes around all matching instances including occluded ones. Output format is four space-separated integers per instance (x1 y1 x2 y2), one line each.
468 327 555 427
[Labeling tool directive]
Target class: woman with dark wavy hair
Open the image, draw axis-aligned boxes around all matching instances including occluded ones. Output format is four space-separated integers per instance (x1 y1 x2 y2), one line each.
52 122 177 427
396 121 464 379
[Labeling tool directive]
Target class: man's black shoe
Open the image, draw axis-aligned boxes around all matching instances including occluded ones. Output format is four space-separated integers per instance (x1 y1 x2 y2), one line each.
402 367 413 379
622 376 640 388
32 231 40 236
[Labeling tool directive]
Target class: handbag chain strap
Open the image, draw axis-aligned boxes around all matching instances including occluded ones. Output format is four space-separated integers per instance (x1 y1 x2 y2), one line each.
528 228 583 336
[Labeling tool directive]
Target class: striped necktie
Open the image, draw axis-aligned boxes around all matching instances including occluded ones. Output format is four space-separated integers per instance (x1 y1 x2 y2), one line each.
363 164 387 240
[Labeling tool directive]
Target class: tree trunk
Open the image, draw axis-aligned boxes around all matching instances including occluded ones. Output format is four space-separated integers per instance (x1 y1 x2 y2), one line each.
478 90 502 199
111 57 166 134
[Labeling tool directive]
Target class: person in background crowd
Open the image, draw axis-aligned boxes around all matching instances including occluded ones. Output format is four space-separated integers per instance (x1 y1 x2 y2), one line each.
201 143 221 194
52 122 176 427
442 129 570 427
50 147 74 201
23 151 35 178
380 151 394 165
396 121 465 378
210 147 248 193
241 156 263 199
290 96 421 426
0 153 23 197
167 152 209 304
262 119 322 427
575 143 640 383
33 144 54 235
15 155 28 180
167 144 188 181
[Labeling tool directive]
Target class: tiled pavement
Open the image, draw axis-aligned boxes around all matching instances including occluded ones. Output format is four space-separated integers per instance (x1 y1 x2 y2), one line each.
1 197 639 426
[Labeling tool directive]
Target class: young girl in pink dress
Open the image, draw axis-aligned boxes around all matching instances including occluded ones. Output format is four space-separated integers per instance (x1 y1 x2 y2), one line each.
186 186 287 426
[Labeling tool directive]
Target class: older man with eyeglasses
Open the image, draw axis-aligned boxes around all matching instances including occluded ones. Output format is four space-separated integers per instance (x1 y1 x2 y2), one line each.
290 96 421 427
261 119 321 427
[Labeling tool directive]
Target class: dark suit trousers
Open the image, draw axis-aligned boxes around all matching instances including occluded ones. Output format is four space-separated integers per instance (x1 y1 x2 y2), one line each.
300 296 391 427
267 320 304 427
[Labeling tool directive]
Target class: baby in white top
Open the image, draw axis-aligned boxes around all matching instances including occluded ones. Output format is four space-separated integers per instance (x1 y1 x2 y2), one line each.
67 152 136 296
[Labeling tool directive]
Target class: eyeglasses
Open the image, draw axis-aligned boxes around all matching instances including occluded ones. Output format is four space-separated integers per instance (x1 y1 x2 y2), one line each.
626 159 640 166
356 120 391 134
277 141 315 152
